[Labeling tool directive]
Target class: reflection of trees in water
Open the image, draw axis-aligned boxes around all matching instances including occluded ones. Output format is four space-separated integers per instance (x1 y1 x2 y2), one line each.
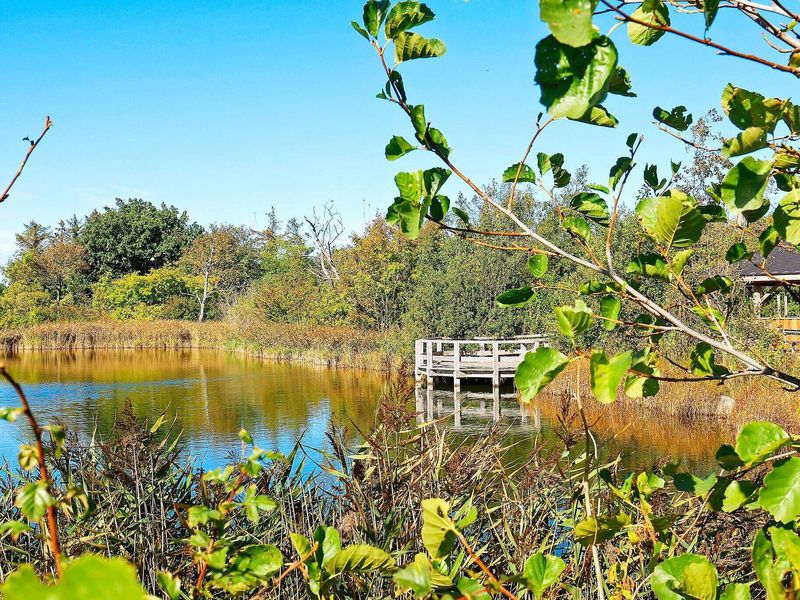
1 350 385 453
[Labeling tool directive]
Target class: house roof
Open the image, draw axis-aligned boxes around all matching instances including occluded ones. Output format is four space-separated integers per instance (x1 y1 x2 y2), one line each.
741 247 800 278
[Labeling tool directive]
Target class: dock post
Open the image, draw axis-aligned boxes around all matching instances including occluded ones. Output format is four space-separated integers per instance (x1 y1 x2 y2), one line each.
426 340 434 386
492 341 500 388
426 385 435 420
492 385 501 421
453 341 461 390
414 339 423 384
415 385 425 425
453 389 462 428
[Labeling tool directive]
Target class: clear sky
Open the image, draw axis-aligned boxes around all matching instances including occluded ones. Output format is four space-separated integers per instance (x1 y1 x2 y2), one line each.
0 0 791 263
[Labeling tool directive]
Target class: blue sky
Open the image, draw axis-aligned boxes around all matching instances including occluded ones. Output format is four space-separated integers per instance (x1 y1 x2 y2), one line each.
0 0 790 263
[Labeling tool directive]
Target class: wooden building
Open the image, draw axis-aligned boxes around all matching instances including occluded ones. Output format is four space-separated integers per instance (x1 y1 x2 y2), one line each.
741 248 800 345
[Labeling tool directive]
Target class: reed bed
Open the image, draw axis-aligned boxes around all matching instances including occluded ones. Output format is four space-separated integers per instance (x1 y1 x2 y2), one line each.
0 385 767 598
0 320 405 372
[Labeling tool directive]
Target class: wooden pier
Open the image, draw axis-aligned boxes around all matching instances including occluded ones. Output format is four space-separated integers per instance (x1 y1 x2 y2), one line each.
414 336 547 388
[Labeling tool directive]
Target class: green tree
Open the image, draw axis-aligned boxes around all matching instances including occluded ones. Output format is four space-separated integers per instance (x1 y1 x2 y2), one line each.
79 198 201 278
179 224 261 321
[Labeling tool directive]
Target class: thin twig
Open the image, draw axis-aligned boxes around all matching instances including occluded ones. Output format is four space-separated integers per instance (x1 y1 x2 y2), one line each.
0 116 52 204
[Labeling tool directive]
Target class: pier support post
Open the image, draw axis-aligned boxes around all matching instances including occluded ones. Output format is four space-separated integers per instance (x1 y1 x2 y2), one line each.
426 340 433 386
491 341 500 388
453 341 461 390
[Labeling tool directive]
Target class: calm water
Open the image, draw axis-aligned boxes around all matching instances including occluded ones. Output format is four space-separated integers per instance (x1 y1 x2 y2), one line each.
0 350 730 471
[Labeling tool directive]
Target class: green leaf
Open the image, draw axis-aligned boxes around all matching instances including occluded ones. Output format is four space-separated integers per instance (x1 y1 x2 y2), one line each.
609 67 636 97
15 481 53 521
352 21 370 40
773 188 800 246
385 1 435 38
527 254 548 277
628 0 670 46
759 225 780 258
625 348 660 398
709 479 758 512
421 168 450 198
502 162 536 183
17 444 37 471
385 135 416 161
421 499 457 559
523 553 566 599
188 505 222 527
599 295 621 330
452 207 469 224
721 127 768 158
563 215 591 240
515 347 570 402
589 350 632 404
609 156 633 190
569 192 609 225
539 0 599 47
651 554 718 600
574 105 619 127
326 544 396 575
554 299 594 338
703 0 720 27
574 514 630 545
752 529 785 599
0 407 24 422
157 572 181 600
720 583 750 600
429 194 449 221
643 192 704 249
736 421 790 466
689 342 728 377
534 35 618 120
672 249 694 275
721 84 786 133
0 520 33 541
716 444 744 470
720 157 773 220
725 242 753 263
389 200 424 239
653 105 692 131
393 558 432 598
537 152 552 175
1 555 148 600
695 276 733 296
626 253 671 282
644 164 666 190
456 577 491 600
313 525 341 566
690 304 726 333
394 32 446 62
496 287 535 308
758 457 800 523
363 0 391 37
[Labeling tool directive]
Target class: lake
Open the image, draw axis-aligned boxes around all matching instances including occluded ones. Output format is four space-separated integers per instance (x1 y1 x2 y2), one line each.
0 349 734 472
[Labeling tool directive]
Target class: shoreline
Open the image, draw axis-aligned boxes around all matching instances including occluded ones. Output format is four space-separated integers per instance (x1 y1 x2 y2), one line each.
0 320 409 373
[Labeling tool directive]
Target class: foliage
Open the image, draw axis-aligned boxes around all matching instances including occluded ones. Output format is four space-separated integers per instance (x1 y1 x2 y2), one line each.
79 198 202 278
92 267 203 320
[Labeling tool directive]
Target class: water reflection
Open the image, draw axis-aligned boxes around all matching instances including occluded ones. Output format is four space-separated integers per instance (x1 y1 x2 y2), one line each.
0 350 385 466
415 383 730 471
0 350 730 472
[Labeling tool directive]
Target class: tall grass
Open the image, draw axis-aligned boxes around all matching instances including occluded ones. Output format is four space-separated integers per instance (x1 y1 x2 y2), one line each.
0 320 407 372
0 384 767 598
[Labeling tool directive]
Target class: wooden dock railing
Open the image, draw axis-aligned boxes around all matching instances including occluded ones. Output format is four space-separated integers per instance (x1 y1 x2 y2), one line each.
414 336 547 387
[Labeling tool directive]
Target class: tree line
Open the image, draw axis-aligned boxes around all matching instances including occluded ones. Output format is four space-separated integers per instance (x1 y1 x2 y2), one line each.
0 149 789 365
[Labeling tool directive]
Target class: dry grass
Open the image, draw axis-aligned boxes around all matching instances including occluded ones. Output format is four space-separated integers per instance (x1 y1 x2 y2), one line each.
0 319 408 372
542 359 800 430
0 320 231 352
